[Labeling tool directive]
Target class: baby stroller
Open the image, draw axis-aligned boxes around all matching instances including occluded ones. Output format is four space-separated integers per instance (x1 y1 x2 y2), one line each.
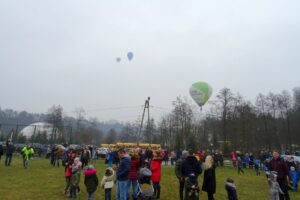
184 174 200 200
137 167 156 200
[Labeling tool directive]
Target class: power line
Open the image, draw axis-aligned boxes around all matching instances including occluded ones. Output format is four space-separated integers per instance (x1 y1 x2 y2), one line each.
63 105 143 114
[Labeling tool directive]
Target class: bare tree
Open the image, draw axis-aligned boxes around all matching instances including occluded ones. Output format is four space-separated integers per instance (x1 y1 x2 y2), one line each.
256 93 271 150
293 87 300 110
105 128 117 144
171 96 193 149
277 90 292 149
47 105 64 143
216 88 235 151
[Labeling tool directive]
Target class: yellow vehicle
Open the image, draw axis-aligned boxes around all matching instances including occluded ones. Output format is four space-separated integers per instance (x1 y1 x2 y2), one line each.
100 142 161 150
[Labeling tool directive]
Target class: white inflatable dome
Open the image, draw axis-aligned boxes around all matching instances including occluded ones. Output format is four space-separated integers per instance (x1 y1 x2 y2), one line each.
20 122 57 139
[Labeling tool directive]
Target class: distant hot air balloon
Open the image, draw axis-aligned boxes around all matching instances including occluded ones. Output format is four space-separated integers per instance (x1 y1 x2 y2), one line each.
189 81 212 108
116 57 121 62
127 52 134 61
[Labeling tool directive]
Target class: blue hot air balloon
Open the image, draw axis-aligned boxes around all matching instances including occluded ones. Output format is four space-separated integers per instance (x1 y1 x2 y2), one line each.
127 52 134 61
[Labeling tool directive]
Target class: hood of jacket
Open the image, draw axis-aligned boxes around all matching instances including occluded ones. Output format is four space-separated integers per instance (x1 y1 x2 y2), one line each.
84 168 97 175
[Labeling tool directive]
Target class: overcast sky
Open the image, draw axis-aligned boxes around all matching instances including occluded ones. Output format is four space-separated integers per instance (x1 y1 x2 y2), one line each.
0 0 299 122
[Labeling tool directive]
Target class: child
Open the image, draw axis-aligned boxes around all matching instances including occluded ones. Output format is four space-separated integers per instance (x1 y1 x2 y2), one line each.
84 165 98 200
237 156 244 174
225 178 238 200
70 157 82 198
100 167 115 200
267 171 283 200
290 166 298 192
64 153 73 195
151 150 163 200
254 159 260 176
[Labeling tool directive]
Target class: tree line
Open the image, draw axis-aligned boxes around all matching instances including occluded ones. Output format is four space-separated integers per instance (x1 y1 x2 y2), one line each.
1 86 300 154
157 87 300 154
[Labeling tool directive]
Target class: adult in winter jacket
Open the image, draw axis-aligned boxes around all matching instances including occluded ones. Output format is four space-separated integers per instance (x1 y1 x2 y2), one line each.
269 151 290 200
84 165 98 200
181 150 202 178
21 145 34 168
181 149 202 200
5 139 15 166
117 148 131 200
151 150 163 200
175 150 188 200
202 155 216 200
127 149 140 200
0 144 3 160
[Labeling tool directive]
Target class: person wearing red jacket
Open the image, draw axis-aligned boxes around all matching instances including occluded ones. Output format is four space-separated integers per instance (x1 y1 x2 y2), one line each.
64 151 75 195
151 150 163 200
127 148 140 200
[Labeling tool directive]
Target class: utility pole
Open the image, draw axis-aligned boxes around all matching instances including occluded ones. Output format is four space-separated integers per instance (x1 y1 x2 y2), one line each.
137 97 151 146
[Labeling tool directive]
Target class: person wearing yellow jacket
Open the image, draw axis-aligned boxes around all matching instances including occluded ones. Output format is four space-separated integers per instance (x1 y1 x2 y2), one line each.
21 145 34 169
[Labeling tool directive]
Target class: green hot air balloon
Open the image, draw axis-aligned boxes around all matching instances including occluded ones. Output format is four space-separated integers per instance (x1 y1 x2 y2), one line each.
189 81 212 108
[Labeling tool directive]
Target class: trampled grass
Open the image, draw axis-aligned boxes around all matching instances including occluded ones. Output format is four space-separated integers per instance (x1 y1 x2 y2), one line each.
0 155 299 200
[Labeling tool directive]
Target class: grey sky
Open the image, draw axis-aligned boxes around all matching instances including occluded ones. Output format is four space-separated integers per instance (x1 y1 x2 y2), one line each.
1 0 299 122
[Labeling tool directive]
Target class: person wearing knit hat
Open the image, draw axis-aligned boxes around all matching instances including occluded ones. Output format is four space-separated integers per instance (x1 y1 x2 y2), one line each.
225 178 238 200
101 167 115 200
151 150 163 199
84 164 98 200
175 150 188 200
70 157 82 198
127 148 140 200
181 149 202 200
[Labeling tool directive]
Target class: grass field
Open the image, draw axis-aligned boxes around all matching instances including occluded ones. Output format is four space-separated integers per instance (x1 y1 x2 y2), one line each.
0 155 299 200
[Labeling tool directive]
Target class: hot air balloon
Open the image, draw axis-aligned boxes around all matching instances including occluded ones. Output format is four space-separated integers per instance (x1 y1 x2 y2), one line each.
189 81 212 108
116 57 121 62
127 52 134 61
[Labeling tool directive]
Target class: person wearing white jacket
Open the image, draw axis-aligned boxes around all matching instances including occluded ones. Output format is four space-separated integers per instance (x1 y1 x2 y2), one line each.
101 167 115 200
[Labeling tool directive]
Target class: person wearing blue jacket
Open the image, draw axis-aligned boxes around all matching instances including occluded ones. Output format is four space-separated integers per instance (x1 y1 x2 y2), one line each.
290 166 298 192
116 148 131 200
107 150 114 168
225 178 238 200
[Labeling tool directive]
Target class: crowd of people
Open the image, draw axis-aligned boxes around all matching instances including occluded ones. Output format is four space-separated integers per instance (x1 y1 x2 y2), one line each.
1 139 299 200
230 150 300 200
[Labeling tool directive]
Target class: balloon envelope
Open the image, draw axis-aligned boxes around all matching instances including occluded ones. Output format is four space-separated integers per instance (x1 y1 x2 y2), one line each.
189 81 212 107
127 52 134 61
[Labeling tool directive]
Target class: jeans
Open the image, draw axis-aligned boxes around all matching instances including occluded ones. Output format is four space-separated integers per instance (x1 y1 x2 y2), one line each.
108 161 113 168
87 192 95 200
117 180 128 200
5 154 12 166
127 179 138 199
105 188 112 200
